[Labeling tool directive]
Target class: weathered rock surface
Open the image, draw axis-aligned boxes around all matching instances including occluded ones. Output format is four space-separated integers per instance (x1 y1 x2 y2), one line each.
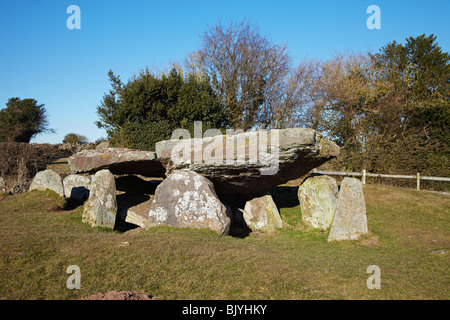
243 192 282 232
117 193 152 228
82 169 117 229
156 128 339 194
63 174 91 202
328 178 368 241
147 170 231 235
0 177 5 193
298 175 338 230
29 169 64 197
68 148 165 177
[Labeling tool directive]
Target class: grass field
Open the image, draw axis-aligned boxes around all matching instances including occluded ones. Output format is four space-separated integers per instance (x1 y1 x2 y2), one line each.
0 184 448 300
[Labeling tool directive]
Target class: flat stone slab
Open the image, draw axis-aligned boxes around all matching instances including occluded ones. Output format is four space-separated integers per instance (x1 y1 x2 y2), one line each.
117 193 152 228
156 128 339 194
68 148 165 177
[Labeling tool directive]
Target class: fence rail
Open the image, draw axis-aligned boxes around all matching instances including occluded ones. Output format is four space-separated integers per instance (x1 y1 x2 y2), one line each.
312 169 450 190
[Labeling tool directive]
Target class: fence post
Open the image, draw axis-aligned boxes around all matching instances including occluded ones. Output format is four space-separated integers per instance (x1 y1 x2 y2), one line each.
362 170 366 185
417 172 420 191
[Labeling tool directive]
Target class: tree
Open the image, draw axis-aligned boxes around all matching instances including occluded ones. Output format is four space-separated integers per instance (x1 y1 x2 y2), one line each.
95 70 124 141
370 34 449 135
367 34 450 178
63 133 88 145
189 19 297 130
96 67 228 150
304 34 449 181
0 97 54 143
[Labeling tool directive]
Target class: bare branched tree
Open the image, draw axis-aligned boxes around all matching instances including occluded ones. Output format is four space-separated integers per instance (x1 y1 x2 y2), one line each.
188 19 302 130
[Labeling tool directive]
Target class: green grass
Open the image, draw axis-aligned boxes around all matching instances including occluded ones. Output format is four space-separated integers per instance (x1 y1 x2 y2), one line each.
46 158 70 176
0 185 448 300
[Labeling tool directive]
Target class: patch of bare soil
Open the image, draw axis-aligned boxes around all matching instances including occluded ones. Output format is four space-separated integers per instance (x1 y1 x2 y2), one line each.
81 291 159 300
359 234 382 247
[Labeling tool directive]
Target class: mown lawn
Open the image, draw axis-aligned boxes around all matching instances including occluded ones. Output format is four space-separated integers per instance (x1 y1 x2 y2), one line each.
0 185 448 300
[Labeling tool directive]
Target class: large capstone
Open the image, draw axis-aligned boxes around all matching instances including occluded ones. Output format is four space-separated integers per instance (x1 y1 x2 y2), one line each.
147 170 231 235
328 177 368 241
82 169 117 229
68 148 165 177
156 127 339 194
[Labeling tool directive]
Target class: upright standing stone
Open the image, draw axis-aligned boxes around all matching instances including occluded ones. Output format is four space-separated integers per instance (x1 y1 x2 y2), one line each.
298 175 338 230
82 169 117 229
63 174 91 202
147 170 231 235
243 192 282 232
29 169 64 197
328 178 368 241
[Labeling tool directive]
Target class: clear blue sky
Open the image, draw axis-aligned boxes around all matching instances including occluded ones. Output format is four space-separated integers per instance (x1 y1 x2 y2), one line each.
1 0 449 144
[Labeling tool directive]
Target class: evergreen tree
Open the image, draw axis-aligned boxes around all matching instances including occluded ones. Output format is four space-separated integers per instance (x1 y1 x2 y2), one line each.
0 97 54 142
96 67 228 150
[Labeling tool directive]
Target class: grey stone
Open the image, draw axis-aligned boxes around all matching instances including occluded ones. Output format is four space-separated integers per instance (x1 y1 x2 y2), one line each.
82 169 117 229
156 127 339 194
298 175 338 230
63 174 91 202
95 141 110 150
68 148 165 177
328 178 368 241
117 193 151 228
147 170 231 235
29 169 64 197
0 177 5 193
243 192 282 232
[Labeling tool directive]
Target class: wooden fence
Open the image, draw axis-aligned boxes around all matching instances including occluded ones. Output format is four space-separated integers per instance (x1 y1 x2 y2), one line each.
312 169 450 191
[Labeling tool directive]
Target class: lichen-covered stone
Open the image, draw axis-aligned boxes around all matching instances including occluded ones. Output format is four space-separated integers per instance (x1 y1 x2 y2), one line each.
243 192 282 232
29 169 64 197
298 175 338 230
68 148 165 177
82 169 117 229
147 170 231 235
156 128 339 194
63 174 91 202
328 178 368 241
